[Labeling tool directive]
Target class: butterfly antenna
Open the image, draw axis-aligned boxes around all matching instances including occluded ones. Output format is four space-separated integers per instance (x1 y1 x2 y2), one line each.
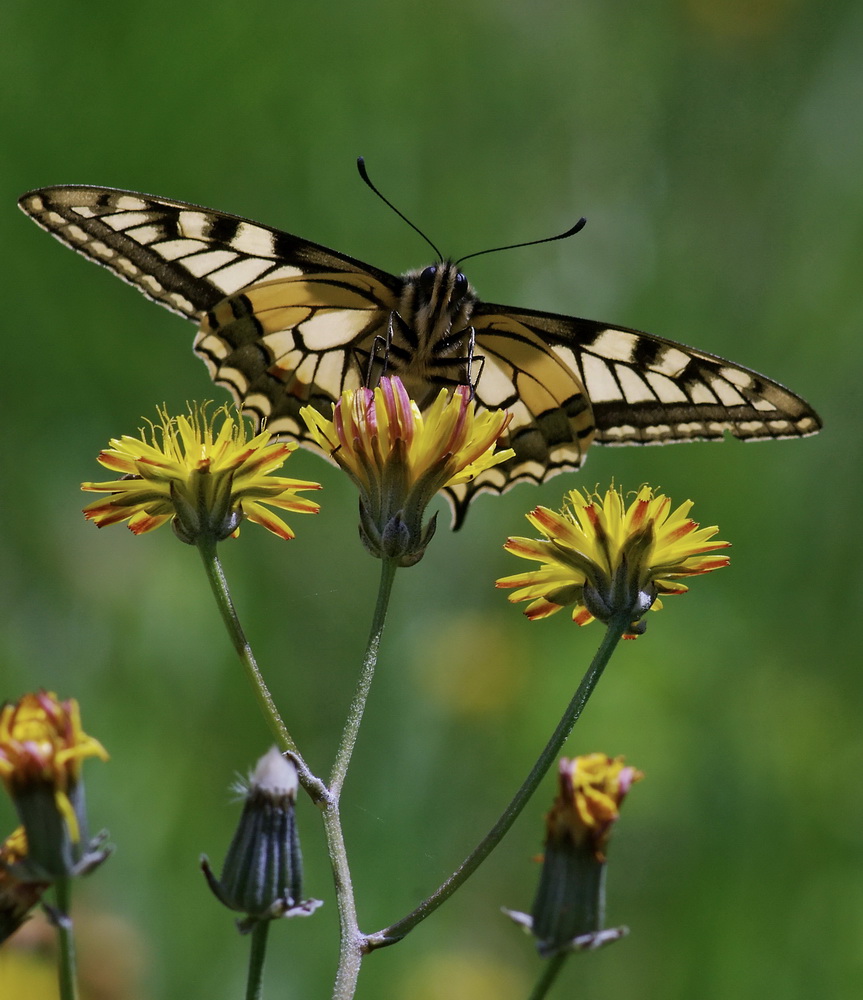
357 157 444 261
456 217 587 265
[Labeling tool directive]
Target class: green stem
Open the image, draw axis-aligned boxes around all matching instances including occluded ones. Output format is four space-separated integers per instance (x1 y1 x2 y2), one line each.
53 877 78 1000
196 538 326 802
328 557 398 797
245 920 270 1000
527 953 569 1000
325 557 399 999
324 802 363 1000
367 615 627 948
197 538 294 752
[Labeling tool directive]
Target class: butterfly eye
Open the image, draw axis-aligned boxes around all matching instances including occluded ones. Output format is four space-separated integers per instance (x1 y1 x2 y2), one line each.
453 272 469 298
418 265 438 296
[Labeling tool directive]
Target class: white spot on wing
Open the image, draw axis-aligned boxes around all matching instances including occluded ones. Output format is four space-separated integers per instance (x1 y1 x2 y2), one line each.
169 292 198 315
582 355 623 401
140 275 164 294
719 366 755 389
114 257 140 276
230 223 278 258
215 365 250 394
616 365 655 403
183 250 239 277
114 196 148 212
103 212 154 232
265 264 305 280
477 364 516 407
89 241 113 258
689 382 718 405
298 309 371 349
710 378 747 407
589 329 639 362
264 335 302 369
194 331 230 361
551 345 581 378
751 396 778 411
178 211 214 240
644 424 672 439
153 238 209 261
124 224 163 245
313 348 348 395
207 258 275 293
644 370 688 403
653 346 692 377
294 354 321 384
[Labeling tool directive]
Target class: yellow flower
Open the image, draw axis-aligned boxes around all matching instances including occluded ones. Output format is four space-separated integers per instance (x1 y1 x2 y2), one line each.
546 754 643 861
0 693 109 878
82 404 320 544
497 486 730 637
302 377 513 565
524 754 642 955
0 828 50 943
0 692 107 801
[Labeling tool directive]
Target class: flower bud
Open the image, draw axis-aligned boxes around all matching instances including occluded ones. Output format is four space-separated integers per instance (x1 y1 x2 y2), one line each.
506 754 641 956
201 748 322 932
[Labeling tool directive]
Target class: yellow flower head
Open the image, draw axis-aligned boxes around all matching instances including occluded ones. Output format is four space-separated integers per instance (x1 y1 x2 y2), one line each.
524 753 642 955
497 486 730 637
546 754 643 861
302 377 513 565
82 403 321 544
0 692 108 858
0 692 107 799
0 827 50 943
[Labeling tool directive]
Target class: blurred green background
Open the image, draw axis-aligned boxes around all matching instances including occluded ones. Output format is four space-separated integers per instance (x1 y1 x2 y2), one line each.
1 1 861 997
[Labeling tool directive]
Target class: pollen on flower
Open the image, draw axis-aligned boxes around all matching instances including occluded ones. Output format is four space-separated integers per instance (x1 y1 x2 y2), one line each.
81 403 321 544
496 485 730 636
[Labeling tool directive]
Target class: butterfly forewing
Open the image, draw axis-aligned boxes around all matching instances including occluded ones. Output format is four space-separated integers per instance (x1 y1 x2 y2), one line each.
19 184 821 528
473 305 820 446
17 186 399 319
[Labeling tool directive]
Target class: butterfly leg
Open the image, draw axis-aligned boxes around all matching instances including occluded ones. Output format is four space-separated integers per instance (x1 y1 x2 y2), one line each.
427 324 485 394
463 326 487 398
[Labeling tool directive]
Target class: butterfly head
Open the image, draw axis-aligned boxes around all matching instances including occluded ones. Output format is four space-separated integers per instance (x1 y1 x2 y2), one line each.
403 260 477 339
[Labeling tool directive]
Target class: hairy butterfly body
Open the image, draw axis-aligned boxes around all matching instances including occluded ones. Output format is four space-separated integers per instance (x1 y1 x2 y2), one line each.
18 183 821 527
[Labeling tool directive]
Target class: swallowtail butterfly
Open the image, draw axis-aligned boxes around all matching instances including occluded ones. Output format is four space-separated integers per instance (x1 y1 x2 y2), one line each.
18 172 821 527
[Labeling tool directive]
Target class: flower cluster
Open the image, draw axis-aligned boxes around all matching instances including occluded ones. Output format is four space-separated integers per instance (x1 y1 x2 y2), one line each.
497 486 730 636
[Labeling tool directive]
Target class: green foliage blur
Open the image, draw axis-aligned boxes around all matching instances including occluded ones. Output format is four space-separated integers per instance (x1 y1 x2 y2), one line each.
1 1 860 997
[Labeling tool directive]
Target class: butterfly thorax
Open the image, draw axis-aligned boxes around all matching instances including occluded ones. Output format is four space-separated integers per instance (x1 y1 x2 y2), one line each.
389 262 478 401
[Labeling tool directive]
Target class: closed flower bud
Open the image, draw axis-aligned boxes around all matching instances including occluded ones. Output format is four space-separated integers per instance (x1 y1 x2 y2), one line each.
202 748 322 933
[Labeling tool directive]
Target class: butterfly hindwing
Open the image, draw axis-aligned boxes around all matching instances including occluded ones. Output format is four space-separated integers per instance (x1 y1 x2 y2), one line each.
196 271 399 442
